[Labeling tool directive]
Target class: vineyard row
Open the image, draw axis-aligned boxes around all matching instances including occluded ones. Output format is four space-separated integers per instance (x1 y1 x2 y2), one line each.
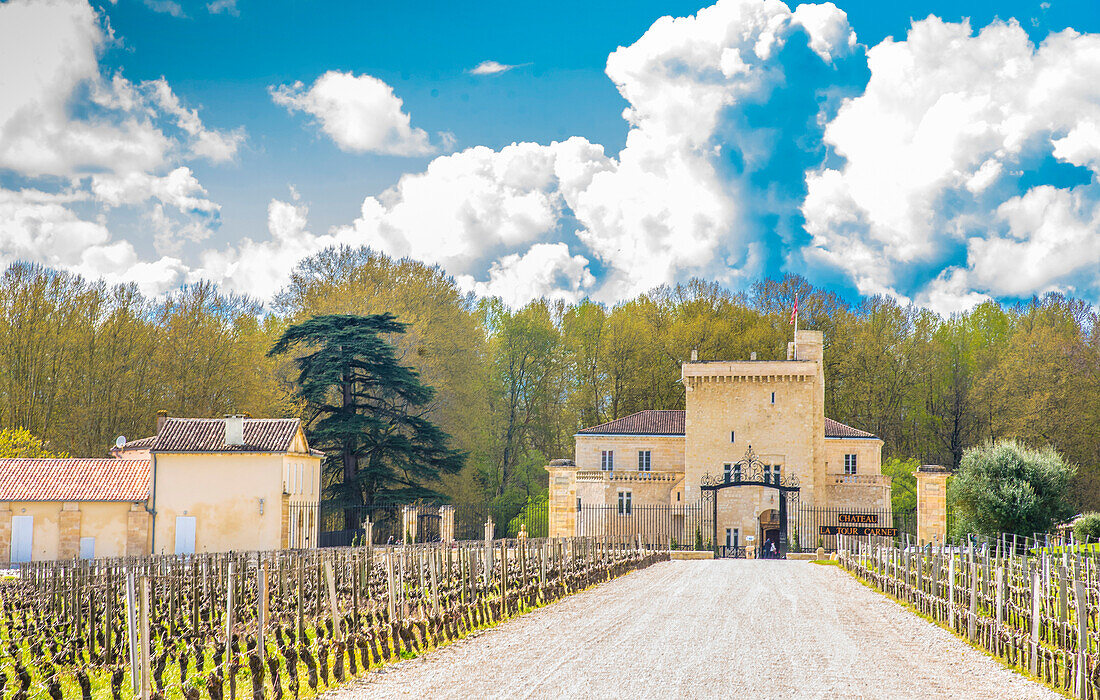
1 536 667 700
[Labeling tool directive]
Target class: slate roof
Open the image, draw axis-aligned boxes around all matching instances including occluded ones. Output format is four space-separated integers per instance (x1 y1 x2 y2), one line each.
152 417 303 453
0 459 149 501
823 417 878 439
575 410 686 436
575 410 878 439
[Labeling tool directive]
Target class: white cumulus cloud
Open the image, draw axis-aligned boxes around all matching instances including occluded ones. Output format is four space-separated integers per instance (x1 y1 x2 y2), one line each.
271 71 436 156
329 0 858 305
0 0 243 295
803 16 1100 312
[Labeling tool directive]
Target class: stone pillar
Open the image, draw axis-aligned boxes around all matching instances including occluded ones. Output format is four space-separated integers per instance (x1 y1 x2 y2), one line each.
439 505 455 542
126 503 151 556
58 503 82 560
402 505 418 544
280 493 291 549
545 459 577 538
0 504 11 566
916 464 951 545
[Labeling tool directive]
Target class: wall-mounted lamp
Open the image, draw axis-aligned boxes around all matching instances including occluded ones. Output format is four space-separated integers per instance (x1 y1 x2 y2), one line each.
258 498 265 515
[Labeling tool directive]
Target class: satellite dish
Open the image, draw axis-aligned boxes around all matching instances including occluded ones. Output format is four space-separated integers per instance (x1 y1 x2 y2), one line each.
115 436 127 449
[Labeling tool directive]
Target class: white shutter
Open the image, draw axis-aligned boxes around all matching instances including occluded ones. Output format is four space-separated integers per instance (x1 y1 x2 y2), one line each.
175 516 196 555
10 516 33 563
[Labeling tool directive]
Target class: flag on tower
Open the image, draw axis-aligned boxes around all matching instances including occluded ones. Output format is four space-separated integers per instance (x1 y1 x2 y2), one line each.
789 294 798 326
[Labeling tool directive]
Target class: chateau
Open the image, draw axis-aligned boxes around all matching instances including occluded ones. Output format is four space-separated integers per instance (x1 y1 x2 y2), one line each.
547 330 892 555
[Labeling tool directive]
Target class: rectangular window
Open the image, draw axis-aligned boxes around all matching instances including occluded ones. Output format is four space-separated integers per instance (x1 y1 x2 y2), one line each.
844 454 857 475
732 528 740 548
774 464 781 484
79 537 95 559
730 431 736 443
576 497 581 512
733 463 742 482
601 450 614 471
725 528 732 548
638 450 651 472
723 463 732 481
676 491 681 502
771 391 775 404
617 490 632 515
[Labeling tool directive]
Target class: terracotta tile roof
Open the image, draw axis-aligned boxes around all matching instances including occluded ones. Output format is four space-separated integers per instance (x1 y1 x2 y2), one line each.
824 417 877 439
576 410 686 436
120 436 156 450
576 410 878 439
152 417 303 453
0 459 149 501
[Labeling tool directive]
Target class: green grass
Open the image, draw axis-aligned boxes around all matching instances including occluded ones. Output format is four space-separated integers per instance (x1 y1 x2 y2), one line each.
1028 542 1100 556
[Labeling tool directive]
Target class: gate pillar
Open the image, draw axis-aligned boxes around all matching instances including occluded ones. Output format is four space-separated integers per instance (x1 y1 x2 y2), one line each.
545 459 577 538
401 505 418 544
439 505 455 542
916 465 951 545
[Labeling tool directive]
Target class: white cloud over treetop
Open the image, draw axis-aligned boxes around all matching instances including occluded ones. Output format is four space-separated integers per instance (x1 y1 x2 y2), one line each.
326 0 858 304
271 72 437 156
0 0 243 296
803 16 1100 309
2 0 1099 313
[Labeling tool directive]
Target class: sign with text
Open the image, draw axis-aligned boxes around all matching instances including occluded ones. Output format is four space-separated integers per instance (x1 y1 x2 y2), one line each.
819 525 898 537
838 513 879 524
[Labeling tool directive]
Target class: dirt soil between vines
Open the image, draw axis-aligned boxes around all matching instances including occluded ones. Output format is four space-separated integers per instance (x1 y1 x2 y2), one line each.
329 559 1061 699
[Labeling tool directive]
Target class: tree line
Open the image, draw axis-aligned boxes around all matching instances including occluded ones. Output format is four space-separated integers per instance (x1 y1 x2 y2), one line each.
0 246 1097 522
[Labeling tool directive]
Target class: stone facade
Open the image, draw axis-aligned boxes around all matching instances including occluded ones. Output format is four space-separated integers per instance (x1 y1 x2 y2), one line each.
548 329 891 552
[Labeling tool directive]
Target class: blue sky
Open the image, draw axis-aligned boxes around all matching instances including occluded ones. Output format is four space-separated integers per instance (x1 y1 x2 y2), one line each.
2 0 1099 311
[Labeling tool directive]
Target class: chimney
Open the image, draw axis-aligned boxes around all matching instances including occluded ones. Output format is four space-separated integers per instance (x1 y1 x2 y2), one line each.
691 348 698 362
224 415 246 446
156 410 168 434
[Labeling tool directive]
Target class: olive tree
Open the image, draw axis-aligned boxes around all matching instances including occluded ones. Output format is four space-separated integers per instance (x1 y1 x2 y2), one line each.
950 439 1075 537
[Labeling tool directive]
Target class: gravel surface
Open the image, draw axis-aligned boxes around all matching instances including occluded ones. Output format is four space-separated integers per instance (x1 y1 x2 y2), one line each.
329 560 1062 699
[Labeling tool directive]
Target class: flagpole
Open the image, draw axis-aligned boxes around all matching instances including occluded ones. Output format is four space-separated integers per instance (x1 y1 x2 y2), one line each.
792 293 798 360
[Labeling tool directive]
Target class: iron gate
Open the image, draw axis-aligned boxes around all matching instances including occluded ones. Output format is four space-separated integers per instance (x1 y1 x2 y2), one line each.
701 446 800 558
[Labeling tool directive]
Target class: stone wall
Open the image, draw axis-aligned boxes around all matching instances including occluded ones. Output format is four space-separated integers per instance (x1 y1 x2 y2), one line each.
127 504 151 556
0 506 10 566
823 437 883 478
57 503 82 560
574 434 684 473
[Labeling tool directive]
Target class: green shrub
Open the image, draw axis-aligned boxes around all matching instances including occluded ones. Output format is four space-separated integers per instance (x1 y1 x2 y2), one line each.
950 439 1075 537
1074 513 1100 542
694 526 703 551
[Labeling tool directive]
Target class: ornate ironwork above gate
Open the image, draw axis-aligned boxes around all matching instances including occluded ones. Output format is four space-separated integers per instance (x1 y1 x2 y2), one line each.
700 446 800 558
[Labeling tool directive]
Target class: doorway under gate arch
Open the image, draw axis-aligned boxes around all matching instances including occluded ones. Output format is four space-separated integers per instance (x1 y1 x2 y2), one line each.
700 446 800 558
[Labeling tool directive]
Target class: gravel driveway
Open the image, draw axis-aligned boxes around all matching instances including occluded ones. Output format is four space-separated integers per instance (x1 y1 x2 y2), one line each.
329 560 1061 699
